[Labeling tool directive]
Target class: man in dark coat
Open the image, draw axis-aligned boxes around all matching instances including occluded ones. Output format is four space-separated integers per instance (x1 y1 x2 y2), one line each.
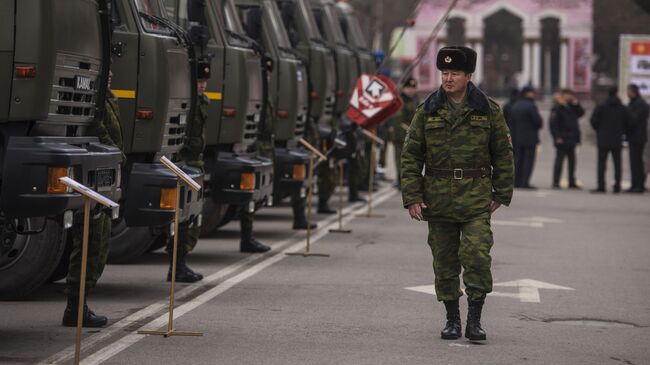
590 87 631 193
625 83 649 193
509 86 542 188
502 88 519 156
550 89 584 188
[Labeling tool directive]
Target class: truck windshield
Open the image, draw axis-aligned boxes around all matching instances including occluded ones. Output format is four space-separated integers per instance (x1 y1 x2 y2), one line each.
343 14 368 50
134 0 174 36
264 2 292 50
292 0 321 41
312 4 344 45
221 0 250 47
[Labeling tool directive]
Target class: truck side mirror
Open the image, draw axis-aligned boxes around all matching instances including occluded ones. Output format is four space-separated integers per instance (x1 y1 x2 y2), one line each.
187 0 207 23
188 23 209 47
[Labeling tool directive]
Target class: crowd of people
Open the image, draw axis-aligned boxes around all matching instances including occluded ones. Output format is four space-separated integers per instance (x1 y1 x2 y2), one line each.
503 83 649 193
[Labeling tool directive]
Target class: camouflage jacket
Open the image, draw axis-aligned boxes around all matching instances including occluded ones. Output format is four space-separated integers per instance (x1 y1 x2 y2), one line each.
390 93 419 147
87 91 125 162
401 82 514 222
179 94 208 168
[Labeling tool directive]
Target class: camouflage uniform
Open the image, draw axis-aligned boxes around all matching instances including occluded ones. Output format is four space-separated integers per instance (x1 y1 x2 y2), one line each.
168 94 209 255
65 92 124 295
317 117 339 208
401 82 514 302
390 93 418 187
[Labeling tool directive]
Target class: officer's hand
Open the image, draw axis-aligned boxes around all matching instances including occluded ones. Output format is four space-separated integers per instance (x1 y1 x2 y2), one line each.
490 201 501 213
408 202 427 221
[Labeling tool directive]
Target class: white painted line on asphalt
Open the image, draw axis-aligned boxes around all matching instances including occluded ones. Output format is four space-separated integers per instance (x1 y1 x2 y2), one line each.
76 187 398 365
517 216 564 224
42 188 395 365
449 343 470 348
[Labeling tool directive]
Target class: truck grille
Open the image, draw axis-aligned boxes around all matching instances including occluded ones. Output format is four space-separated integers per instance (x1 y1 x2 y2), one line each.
241 101 261 151
323 93 335 120
48 53 101 124
160 98 189 154
294 107 307 139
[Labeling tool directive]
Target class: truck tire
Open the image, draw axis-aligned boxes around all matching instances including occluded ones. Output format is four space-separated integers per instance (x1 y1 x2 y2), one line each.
199 200 230 237
107 218 159 263
0 218 66 300
47 233 73 283
145 232 169 253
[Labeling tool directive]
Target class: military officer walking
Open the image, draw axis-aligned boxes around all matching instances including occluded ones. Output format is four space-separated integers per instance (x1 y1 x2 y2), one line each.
163 60 213 282
62 70 124 327
390 77 419 189
401 46 514 341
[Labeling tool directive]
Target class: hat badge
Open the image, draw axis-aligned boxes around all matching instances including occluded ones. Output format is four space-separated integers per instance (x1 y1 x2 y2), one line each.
444 56 452 63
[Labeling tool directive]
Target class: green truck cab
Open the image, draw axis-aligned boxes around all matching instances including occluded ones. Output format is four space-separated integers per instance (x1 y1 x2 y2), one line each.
310 0 357 118
335 1 375 76
0 0 122 298
107 0 203 262
167 0 274 233
233 0 310 201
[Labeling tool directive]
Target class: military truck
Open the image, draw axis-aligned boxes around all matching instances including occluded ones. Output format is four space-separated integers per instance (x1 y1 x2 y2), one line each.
166 0 274 234
0 0 122 299
233 0 311 204
105 0 203 262
310 0 358 118
276 0 336 136
335 1 375 76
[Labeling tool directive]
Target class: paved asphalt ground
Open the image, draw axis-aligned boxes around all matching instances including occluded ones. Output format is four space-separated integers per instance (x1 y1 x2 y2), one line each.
1 102 649 365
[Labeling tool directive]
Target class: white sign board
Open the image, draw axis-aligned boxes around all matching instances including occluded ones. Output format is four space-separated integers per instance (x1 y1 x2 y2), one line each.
619 34 650 100
59 177 119 208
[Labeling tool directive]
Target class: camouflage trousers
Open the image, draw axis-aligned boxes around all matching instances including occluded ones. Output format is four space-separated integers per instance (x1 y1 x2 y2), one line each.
347 152 365 194
167 218 201 254
65 211 111 295
393 142 403 187
317 160 338 204
427 219 494 302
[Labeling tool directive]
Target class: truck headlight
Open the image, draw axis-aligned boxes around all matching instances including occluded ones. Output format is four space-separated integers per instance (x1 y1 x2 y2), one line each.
47 167 74 194
160 187 177 210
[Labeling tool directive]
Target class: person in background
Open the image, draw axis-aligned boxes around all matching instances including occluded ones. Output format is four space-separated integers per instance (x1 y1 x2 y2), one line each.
550 88 584 189
389 77 419 189
502 88 519 151
625 83 649 193
590 87 630 193
510 86 542 189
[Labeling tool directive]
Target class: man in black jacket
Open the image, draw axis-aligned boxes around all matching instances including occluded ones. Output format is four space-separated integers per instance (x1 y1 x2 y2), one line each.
550 89 584 188
626 83 649 193
590 87 631 193
510 86 542 188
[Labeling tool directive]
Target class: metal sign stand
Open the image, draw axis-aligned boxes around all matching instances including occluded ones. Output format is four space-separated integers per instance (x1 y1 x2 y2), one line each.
58 177 119 365
138 157 203 338
329 160 351 234
358 129 385 218
286 139 330 257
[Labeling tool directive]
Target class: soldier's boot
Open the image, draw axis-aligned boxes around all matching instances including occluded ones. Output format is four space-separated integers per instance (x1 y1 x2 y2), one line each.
317 200 336 215
167 249 203 283
440 300 462 340
348 187 366 203
465 299 487 341
292 206 317 230
240 231 271 253
62 295 108 328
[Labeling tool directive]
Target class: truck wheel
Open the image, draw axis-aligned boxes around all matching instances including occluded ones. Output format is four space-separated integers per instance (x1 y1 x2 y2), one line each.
47 233 73 283
0 218 65 300
146 232 169 253
107 218 158 263
199 200 230 237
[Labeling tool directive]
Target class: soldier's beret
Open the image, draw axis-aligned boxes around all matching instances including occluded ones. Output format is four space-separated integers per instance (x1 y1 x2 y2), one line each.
436 46 476 73
403 77 418 88
197 60 211 80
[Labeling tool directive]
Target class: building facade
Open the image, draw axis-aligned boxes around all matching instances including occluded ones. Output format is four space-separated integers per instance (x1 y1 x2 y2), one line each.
394 0 592 95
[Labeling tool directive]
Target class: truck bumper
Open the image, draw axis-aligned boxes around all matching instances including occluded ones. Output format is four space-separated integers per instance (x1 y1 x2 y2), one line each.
1 136 122 218
273 147 309 196
122 162 203 227
206 152 273 206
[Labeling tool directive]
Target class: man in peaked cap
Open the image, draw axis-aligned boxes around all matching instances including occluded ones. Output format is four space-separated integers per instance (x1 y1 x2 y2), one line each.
164 59 212 282
401 46 514 341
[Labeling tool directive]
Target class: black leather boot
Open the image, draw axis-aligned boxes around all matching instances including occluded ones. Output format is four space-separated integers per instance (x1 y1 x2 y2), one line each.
348 190 366 203
441 300 462 339
167 249 203 283
317 201 336 214
292 206 317 230
240 231 271 253
465 299 486 341
62 295 108 328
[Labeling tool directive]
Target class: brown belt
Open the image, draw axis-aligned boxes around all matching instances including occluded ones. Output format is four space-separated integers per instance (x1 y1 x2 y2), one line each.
425 167 490 179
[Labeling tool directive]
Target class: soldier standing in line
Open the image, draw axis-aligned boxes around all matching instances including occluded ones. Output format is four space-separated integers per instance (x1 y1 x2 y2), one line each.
62 70 124 327
510 86 542 189
625 83 649 193
164 60 212 282
550 88 584 189
401 46 514 342
389 77 419 190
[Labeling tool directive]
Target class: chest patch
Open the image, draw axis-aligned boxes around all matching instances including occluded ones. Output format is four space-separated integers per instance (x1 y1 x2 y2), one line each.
470 115 488 122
